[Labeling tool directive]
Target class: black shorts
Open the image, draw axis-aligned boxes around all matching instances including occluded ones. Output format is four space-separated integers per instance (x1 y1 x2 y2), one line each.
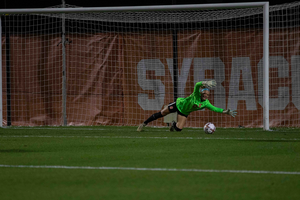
168 102 188 118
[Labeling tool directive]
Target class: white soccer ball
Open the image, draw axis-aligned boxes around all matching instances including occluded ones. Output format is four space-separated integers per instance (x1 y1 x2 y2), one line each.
203 122 216 134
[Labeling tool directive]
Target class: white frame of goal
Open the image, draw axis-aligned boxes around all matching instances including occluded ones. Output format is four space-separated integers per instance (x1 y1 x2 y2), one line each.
0 2 270 130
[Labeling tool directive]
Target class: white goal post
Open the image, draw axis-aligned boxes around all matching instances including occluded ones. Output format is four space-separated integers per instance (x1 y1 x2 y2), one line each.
0 2 277 129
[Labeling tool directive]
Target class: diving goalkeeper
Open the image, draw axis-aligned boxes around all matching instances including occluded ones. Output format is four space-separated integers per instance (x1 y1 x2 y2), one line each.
137 80 237 132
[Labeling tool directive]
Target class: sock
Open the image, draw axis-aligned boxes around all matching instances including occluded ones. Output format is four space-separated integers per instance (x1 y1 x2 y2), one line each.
144 112 163 125
172 121 182 132
174 125 182 132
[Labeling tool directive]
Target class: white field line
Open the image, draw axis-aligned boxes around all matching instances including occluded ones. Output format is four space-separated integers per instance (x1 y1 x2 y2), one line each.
0 164 299 175
0 135 300 141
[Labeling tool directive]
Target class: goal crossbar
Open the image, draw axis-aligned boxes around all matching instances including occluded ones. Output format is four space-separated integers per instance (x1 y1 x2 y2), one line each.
0 2 269 14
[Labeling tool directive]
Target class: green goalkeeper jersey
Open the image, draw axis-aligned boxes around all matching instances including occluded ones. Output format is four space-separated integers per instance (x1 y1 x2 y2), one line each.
176 81 224 116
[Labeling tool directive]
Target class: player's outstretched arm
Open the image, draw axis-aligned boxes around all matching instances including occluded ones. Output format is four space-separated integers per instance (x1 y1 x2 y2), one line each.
223 109 237 117
201 80 217 88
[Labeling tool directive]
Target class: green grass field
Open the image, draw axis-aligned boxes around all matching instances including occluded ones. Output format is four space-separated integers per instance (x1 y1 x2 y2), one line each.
1 126 300 200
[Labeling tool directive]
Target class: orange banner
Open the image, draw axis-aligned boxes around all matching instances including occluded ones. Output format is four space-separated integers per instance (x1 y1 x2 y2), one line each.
1 28 300 127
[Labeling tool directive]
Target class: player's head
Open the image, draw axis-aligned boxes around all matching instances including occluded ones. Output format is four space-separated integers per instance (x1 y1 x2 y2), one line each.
200 88 210 101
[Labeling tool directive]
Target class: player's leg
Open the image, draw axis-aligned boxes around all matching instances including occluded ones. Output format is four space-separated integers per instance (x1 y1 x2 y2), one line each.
176 114 187 129
137 102 173 132
170 113 187 132
144 106 170 124
160 106 171 116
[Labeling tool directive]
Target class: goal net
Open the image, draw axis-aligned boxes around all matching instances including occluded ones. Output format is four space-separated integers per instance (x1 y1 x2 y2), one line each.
1 2 299 128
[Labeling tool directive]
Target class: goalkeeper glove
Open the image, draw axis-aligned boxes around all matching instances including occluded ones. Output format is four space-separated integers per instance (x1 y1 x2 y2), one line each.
202 80 217 88
223 109 237 117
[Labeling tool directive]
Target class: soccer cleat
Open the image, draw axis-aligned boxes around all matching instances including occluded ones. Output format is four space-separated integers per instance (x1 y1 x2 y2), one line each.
169 121 176 132
137 123 146 132
169 125 175 132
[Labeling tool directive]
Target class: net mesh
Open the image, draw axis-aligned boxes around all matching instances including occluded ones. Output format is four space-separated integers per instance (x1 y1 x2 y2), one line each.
1 2 300 127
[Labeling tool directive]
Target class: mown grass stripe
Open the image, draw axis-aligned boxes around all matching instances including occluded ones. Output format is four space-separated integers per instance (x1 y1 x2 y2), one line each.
1 135 300 141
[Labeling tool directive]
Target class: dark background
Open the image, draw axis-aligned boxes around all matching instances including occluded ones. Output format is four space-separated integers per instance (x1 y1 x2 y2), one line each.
0 0 298 9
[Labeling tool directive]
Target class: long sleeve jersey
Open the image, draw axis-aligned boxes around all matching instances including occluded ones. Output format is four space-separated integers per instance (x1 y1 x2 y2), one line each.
176 81 224 116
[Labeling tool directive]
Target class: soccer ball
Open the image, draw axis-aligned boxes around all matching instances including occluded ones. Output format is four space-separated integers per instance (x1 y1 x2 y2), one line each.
203 122 216 134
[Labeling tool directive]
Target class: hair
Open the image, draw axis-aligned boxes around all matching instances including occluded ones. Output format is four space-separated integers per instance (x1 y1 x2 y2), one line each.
200 88 210 92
